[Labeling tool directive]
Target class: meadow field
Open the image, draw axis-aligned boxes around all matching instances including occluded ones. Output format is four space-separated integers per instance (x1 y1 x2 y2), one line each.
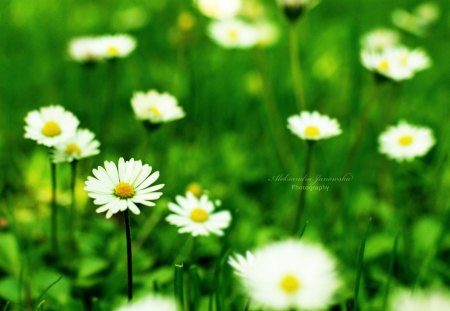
0 0 449 310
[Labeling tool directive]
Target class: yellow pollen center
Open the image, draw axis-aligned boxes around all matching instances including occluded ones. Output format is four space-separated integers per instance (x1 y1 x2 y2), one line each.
280 274 301 294
65 143 81 155
228 30 239 41
107 46 120 56
41 121 62 137
377 59 390 72
114 182 135 199
398 135 414 146
190 208 209 223
150 106 162 117
304 125 320 138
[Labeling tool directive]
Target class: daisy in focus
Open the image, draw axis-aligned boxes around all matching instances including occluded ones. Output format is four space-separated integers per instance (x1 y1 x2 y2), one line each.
116 295 177 311
195 0 241 20
243 240 340 310
287 111 342 141
166 192 231 237
208 19 259 49
68 37 103 63
52 129 100 163
98 34 136 59
24 105 79 147
84 158 164 219
390 289 450 311
378 121 435 162
228 251 255 278
361 28 400 51
131 90 185 124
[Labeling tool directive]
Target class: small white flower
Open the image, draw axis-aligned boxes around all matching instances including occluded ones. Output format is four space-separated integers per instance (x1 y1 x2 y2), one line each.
287 111 342 141
24 105 79 147
98 34 137 59
244 240 340 310
378 121 435 162
116 295 177 311
196 0 241 20
85 158 164 219
52 129 100 163
68 37 104 63
166 192 232 237
208 19 259 49
228 251 255 278
391 290 450 311
361 28 400 51
131 90 185 124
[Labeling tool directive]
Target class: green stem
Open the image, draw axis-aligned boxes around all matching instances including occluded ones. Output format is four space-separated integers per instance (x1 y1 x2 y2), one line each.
123 210 133 301
69 160 78 247
174 263 185 310
354 218 372 311
244 299 251 311
288 23 305 111
293 141 314 235
382 233 399 311
50 161 58 256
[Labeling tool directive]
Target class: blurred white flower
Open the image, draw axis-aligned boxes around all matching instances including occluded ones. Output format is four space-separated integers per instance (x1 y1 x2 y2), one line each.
166 192 232 237
361 46 430 81
361 28 400 51
68 37 104 63
392 2 440 37
131 90 185 124
208 19 259 49
287 111 342 141
390 290 450 311
228 251 255 278
24 105 79 147
85 158 164 219
195 0 241 19
97 34 136 59
116 295 177 311
378 121 435 162
244 240 340 310
52 129 100 163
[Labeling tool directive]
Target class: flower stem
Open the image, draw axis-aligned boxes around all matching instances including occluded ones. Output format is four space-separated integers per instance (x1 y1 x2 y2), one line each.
69 160 78 247
354 218 372 311
293 141 314 235
382 233 399 311
123 210 133 301
174 263 184 309
288 22 305 111
50 160 58 256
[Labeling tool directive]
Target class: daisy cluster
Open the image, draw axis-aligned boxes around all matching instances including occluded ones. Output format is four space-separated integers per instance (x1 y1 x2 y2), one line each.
24 105 100 163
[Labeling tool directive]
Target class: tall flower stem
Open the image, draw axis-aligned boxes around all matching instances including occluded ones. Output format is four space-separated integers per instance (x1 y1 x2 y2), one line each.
123 210 133 301
69 160 78 249
288 22 305 111
50 160 58 256
293 141 314 235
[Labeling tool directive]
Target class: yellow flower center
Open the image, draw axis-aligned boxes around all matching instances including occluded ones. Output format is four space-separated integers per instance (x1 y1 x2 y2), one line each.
41 121 62 137
228 29 239 42
114 182 135 199
107 46 120 57
150 106 162 117
304 125 320 138
190 208 209 223
65 143 81 155
398 135 414 146
377 59 390 72
280 274 301 294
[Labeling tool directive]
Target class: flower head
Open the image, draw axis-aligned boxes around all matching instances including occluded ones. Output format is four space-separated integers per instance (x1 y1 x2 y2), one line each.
85 158 164 219
196 0 241 20
287 111 342 141
390 289 450 311
52 129 100 163
361 28 400 51
131 90 185 124
208 19 259 49
98 34 136 59
243 240 340 310
277 0 318 22
68 37 104 63
228 251 255 278
378 121 435 162
116 295 177 311
166 192 231 237
24 105 79 147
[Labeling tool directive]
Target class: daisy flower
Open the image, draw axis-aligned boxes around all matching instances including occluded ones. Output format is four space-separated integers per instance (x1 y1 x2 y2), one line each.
24 105 79 147
98 34 137 59
361 28 400 51
166 192 231 237
52 129 100 163
287 111 342 141
195 0 241 20
131 90 185 124
390 289 450 311
208 19 259 49
378 121 435 162
277 0 318 22
244 240 340 310
228 251 255 278
68 37 104 63
84 158 164 219
116 295 177 311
